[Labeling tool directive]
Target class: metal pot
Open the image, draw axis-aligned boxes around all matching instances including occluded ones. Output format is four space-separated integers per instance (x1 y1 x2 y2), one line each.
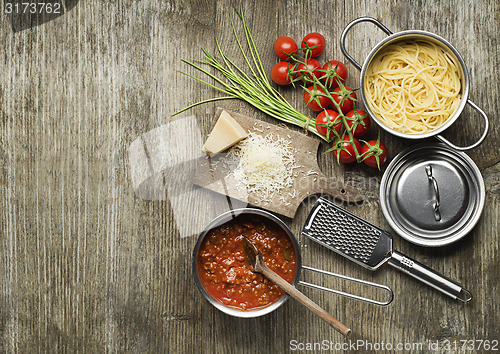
340 17 489 151
193 208 393 318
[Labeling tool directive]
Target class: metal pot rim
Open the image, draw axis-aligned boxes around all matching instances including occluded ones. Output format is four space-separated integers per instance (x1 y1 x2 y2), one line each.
340 17 489 151
379 143 485 247
192 208 302 318
359 29 470 139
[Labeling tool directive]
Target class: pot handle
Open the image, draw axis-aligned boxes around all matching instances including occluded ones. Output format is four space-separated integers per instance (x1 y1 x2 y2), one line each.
435 99 489 151
340 17 393 71
297 265 394 306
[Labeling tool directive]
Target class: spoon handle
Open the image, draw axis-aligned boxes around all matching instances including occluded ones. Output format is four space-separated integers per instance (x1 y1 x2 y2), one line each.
259 265 351 337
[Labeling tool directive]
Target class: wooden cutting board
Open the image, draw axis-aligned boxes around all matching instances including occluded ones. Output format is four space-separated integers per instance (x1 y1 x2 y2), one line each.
193 108 364 218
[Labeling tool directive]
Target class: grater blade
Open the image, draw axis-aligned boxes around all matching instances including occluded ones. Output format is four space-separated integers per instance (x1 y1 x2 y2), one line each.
302 197 392 270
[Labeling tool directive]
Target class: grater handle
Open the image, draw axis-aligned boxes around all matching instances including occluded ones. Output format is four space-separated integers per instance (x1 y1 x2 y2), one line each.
388 251 472 302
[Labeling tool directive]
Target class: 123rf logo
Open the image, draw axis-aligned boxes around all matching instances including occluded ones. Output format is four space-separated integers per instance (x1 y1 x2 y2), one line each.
3 0 80 32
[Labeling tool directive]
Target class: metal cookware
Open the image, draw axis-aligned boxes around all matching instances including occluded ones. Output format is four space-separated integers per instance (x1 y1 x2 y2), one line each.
340 17 489 151
243 236 351 336
302 197 472 302
380 143 485 247
193 208 394 319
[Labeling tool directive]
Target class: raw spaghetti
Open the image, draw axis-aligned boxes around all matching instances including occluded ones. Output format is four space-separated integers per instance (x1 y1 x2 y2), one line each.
364 40 462 134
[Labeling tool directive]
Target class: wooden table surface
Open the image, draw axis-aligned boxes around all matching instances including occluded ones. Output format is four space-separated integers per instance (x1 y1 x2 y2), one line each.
1 0 499 352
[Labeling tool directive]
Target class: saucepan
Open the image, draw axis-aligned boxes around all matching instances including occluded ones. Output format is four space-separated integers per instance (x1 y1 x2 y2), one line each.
340 17 489 151
193 208 393 319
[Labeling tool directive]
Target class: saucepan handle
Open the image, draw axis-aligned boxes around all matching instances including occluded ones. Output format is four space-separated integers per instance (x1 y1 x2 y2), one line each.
436 99 489 151
388 251 472 302
297 265 394 306
340 17 393 71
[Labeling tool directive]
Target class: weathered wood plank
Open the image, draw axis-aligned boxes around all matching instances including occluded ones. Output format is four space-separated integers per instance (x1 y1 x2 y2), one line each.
0 0 498 352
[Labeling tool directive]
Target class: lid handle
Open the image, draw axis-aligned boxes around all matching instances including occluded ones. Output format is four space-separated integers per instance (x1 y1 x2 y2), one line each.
425 165 441 221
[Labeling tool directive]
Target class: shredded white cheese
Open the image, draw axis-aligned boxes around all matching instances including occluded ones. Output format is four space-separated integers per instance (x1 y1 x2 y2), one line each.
252 123 264 132
230 132 298 201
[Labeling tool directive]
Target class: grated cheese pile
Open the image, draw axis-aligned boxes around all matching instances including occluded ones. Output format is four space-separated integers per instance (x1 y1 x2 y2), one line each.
230 132 298 201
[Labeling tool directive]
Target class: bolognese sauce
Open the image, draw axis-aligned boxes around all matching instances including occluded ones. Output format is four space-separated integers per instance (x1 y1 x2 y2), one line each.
197 215 297 310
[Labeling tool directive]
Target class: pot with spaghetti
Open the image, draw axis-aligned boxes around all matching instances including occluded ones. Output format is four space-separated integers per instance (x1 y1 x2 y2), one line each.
340 18 488 151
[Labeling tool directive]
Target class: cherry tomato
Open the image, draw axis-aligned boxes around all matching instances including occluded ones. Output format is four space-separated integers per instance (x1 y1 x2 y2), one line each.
271 62 294 85
296 58 321 82
333 135 361 164
345 109 371 137
301 32 326 57
331 85 357 113
304 86 330 111
274 36 298 61
321 60 348 87
315 110 342 139
361 140 388 168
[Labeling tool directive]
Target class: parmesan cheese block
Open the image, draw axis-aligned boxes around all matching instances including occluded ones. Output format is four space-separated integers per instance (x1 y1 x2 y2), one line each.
202 110 248 156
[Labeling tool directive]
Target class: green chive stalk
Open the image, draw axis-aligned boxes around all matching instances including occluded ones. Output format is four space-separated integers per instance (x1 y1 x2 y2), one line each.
174 7 326 141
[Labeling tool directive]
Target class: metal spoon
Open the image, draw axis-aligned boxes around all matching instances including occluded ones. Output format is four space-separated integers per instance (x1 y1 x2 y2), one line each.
243 236 351 337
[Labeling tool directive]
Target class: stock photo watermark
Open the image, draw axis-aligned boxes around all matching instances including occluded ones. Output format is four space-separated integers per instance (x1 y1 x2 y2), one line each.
3 0 80 32
127 115 382 238
290 338 499 352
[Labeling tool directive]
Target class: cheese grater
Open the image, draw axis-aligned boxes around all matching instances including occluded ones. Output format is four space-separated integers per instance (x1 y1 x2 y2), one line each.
302 197 472 302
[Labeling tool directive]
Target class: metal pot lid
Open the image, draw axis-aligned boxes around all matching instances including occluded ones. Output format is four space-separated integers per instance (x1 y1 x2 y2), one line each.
380 143 485 247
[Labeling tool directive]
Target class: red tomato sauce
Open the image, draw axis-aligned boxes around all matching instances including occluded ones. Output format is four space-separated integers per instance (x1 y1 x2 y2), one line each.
197 215 298 311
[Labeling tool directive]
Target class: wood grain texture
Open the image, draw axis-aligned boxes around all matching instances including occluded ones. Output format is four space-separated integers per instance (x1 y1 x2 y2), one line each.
0 0 498 352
